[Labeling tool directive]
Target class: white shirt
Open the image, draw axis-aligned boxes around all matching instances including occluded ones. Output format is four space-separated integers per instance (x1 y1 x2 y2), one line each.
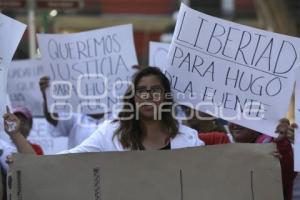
59 120 205 154
52 114 108 149
0 139 17 172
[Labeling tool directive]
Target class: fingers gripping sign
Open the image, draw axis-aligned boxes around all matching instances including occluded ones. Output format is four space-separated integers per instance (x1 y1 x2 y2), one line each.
275 118 298 143
39 76 50 93
3 106 20 135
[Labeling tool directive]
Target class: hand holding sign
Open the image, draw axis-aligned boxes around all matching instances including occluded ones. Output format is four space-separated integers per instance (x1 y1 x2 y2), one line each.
275 118 298 143
39 76 50 99
3 106 21 135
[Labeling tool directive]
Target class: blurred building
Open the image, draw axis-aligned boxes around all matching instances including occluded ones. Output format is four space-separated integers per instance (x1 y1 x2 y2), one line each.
0 0 299 64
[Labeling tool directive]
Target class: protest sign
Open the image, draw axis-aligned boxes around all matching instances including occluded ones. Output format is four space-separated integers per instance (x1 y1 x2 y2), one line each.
166 4 299 136
149 41 170 70
28 118 68 154
295 69 300 172
37 24 138 114
8 59 45 117
0 95 13 142
0 14 26 130
8 144 283 200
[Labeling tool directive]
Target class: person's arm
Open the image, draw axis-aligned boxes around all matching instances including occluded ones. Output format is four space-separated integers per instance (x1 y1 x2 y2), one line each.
274 118 297 200
9 134 35 154
3 107 35 154
39 76 58 127
275 138 295 200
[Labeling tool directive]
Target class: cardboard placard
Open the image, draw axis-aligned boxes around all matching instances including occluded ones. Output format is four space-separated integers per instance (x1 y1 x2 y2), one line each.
8 144 283 200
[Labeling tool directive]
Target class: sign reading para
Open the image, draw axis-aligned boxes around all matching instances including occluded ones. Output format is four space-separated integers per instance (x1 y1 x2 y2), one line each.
149 41 170 70
0 13 26 130
166 4 299 136
37 24 138 114
7 59 45 117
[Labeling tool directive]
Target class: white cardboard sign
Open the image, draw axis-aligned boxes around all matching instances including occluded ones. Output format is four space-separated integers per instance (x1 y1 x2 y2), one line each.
149 41 170 70
8 59 45 116
8 144 283 200
0 14 26 130
37 24 138 114
166 4 299 136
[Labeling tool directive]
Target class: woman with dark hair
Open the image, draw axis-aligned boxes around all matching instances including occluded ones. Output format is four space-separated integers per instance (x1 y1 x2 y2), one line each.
57 66 204 153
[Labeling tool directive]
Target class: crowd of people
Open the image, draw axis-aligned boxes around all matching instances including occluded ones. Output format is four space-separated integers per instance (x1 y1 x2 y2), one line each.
1 66 297 200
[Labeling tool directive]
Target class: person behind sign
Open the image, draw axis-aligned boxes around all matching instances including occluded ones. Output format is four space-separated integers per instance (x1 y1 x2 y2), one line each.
229 120 296 200
181 106 230 145
55 66 204 153
39 76 108 149
182 106 296 200
1 106 43 200
2 106 44 156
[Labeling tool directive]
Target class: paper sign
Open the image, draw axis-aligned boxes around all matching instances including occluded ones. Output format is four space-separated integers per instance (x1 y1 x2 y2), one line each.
295 69 300 172
7 59 45 117
0 14 26 130
149 41 170 70
166 4 300 136
28 118 68 155
8 144 283 200
37 24 138 114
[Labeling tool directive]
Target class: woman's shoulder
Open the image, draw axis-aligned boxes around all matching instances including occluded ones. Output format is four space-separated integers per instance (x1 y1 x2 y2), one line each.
85 120 119 141
178 123 198 135
171 124 205 149
96 120 120 132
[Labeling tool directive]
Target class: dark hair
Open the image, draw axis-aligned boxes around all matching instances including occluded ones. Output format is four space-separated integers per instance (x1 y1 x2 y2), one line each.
114 66 179 150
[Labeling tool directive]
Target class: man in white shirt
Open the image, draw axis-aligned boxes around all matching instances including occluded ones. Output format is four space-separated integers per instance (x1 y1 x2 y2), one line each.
39 76 109 149
52 113 106 149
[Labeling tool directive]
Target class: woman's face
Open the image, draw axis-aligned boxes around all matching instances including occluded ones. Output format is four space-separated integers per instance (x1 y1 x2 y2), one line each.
134 75 166 119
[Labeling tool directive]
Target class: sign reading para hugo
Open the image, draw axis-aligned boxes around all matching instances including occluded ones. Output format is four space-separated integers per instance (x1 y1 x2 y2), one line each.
166 3 299 136
0 14 26 129
149 41 170 70
295 68 300 172
37 24 138 114
7 59 45 117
